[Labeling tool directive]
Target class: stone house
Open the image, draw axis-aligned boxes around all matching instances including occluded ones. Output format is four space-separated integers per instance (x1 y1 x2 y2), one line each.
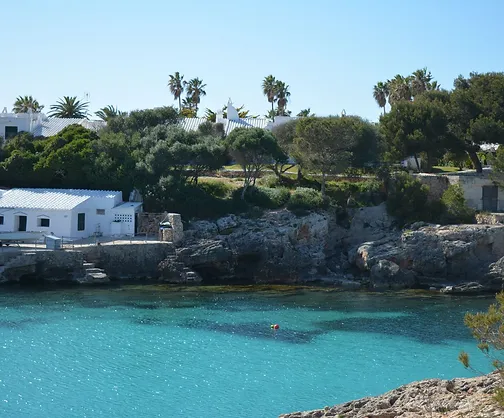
416 168 504 212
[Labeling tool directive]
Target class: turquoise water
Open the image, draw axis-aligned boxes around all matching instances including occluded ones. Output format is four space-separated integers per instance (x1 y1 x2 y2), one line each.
0 286 494 418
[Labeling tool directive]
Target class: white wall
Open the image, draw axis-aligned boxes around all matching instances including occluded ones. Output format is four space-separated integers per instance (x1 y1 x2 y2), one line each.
448 175 504 211
0 208 72 237
0 113 33 139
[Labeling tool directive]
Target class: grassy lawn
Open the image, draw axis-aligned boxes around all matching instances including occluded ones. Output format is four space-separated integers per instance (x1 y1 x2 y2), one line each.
432 166 461 173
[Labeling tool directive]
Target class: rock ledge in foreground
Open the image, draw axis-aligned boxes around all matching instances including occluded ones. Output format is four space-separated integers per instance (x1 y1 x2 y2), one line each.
280 372 503 418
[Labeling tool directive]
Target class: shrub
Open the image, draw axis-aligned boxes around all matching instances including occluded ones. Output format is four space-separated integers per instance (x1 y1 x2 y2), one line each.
440 184 475 224
459 291 504 407
198 180 235 198
234 186 290 209
386 173 430 225
258 174 280 188
326 180 383 207
287 187 325 211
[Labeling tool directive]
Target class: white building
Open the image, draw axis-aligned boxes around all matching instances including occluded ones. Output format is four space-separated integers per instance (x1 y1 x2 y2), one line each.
0 108 105 140
178 100 295 135
0 189 142 239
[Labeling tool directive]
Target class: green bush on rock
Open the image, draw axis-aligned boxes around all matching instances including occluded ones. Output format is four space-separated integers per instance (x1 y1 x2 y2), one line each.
234 186 290 209
287 187 325 211
386 173 431 225
440 184 475 224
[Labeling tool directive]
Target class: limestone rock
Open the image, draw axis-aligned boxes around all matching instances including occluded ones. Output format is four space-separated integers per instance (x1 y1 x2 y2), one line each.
280 372 502 418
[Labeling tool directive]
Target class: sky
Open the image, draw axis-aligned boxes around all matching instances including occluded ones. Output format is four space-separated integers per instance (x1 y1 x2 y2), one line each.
3 0 504 122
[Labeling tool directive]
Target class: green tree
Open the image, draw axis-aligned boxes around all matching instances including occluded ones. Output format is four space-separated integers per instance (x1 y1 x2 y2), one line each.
386 172 430 225
380 98 455 171
168 71 185 111
272 120 300 179
34 125 98 187
459 291 504 407
186 78 207 115
275 81 291 116
440 184 475 224
411 67 433 98
387 75 412 106
449 72 504 173
12 95 44 113
373 82 389 115
295 117 356 197
225 127 285 199
262 75 277 115
105 107 179 135
95 105 124 121
297 108 314 117
48 96 89 118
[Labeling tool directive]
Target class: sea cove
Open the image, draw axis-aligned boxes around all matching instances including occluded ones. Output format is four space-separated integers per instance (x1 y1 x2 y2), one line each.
0 286 493 418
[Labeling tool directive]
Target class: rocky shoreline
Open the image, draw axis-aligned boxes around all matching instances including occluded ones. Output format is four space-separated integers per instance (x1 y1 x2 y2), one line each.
279 372 503 418
1 203 504 292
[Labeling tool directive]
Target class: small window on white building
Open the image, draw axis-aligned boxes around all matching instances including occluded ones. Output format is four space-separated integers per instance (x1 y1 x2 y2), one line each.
38 218 50 227
96 209 106 215
0 215 3 225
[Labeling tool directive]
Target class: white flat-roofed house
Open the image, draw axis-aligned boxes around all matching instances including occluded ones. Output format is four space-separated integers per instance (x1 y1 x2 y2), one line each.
0 189 143 239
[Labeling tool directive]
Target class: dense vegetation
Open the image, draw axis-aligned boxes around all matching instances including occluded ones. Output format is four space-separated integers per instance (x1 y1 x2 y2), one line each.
3 70 504 222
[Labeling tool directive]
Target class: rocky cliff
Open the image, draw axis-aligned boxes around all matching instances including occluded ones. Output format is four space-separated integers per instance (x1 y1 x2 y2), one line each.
175 204 504 291
279 372 502 418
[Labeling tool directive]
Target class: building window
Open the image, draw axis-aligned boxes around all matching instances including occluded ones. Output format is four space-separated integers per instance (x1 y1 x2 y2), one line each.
0 215 3 225
38 218 50 227
77 213 86 231
5 126 18 140
114 214 133 223
96 209 105 215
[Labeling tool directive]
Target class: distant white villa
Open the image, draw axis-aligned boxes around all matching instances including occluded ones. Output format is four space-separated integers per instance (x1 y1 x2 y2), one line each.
0 107 105 140
0 188 142 239
0 100 294 140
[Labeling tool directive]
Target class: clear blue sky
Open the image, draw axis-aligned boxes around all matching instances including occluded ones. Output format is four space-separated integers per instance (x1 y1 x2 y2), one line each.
4 0 504 121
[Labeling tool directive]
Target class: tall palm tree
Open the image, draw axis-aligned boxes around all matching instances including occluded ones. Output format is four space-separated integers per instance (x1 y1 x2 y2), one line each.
297 108 314 117
373 82 389 115
48 96 89 118
275 81 291 116
262 75 277 114
186 78 207 115
387 75 412 106
168 72 185 111
411 67 433 98
95 105 124 121
12 95 44 113
427 80 441 91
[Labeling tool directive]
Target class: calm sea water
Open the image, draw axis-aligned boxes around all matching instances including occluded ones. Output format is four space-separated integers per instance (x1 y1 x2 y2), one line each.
0 285 494 418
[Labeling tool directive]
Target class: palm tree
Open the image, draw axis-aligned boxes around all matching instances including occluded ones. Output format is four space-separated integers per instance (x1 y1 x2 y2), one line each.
297 108 314 117
186 78 207 115
48 96 89 118
275 81 291 116
95 105 124 121
168 72 185 111
12 95 44 113
428 80 441 91
411 67 433 98
373 82 389 115
262 75 277 114
387 75 412 106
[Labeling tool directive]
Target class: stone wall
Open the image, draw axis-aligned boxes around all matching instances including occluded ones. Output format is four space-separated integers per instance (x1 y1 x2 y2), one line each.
136 212 167 236
80 243 176 279
0 249 84 283
476 212 504 224
414 174 450 201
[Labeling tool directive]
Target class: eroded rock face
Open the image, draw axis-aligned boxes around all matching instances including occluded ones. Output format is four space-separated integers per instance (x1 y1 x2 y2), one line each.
180 210 348 283
279 372 502 418
350 224 504 291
